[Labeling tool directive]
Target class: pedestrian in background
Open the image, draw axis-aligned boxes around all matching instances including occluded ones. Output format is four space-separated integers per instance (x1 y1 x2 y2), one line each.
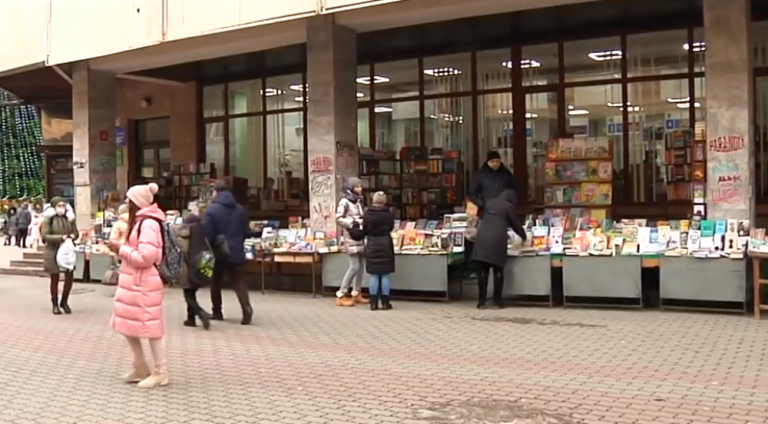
15 202 32 248
361 191 395 311
4 207 18 246
176 213 212 330
109 182 169 388
41 198 78 315
334 177 369 307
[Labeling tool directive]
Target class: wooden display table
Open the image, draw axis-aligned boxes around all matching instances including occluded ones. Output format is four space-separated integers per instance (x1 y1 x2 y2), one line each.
259 251 321 297
750 251 768 319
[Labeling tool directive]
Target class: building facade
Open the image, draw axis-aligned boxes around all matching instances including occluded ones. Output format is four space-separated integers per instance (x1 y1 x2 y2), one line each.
0 0 765 229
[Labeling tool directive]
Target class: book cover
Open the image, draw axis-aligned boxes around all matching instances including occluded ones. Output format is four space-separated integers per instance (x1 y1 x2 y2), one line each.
571 138 586 158
679 231 689 249
598 161 613 180
680 220 690 231
687 229 702 251
596 184 612 204
548 226 564 248
668 230 681 249
531 226 549 249
658 225 671 245
581 183 599 204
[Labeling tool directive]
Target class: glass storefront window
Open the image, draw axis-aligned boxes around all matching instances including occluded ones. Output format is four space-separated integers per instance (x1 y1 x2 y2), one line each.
627 30 689 77
756 76 768 199
424 97 472 162
266 112 306 195
478 93 513 169
375 100 419 151
265 74 304 110
423 53 471 95
626 79 690 203
205 122 225 176
755 22 768 67
203 85 225 117
526 92 558 203
477 49 511 90
564 84 623 188
228 80 263 115
564 36 621 82
373 59 419 100
358 108 370 147
229 117 264 187
522 43 559 86
357 65 372 101
693 28 705 73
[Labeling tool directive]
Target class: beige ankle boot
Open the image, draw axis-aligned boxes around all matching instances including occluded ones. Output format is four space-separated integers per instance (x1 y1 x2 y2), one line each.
137 368 169 388
122 361 150 383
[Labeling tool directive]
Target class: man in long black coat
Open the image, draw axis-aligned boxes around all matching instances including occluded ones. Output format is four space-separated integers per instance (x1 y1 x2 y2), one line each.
468 151 517 217
471 189 526 309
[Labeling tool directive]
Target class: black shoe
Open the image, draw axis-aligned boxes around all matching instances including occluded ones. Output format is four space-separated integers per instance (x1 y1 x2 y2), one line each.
477 302 487 310
370 295 379 311
198 311 212 330
493 299 505 309
211 311 224 321
241 307 253 326
381 295 393 311
51 298 61 315
60 300 71 314
183 319 197 328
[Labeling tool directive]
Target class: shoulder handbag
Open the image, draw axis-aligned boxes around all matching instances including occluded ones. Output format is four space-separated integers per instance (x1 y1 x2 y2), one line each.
102 257 120 286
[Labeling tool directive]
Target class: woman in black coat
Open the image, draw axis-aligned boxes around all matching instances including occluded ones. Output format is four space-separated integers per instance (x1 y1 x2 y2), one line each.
471 189 526 309
361 191 396 311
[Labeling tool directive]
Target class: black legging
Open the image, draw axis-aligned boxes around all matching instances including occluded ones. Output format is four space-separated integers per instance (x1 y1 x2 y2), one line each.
476 261 504 306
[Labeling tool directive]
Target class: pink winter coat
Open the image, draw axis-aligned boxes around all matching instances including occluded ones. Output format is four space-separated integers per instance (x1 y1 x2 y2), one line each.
111 204 167 339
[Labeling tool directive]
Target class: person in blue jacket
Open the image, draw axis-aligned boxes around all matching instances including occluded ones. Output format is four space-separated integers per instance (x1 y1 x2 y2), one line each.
202 180 260 325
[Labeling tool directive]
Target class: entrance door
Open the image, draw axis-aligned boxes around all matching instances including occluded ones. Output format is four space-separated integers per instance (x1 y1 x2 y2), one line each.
133 118 171 183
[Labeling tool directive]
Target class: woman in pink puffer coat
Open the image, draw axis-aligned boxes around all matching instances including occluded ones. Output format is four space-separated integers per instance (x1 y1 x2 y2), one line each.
108 182 168 389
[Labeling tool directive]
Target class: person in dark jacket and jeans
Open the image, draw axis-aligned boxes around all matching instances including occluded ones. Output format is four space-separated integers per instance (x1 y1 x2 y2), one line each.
203 180 255 325
471 189 526 309
361 192 396 311
16 203 32 248
468 151 517 217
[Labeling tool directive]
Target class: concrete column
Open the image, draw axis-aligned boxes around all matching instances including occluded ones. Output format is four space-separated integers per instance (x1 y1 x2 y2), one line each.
72 62 117 230
306 15 358 233
704 0 754 221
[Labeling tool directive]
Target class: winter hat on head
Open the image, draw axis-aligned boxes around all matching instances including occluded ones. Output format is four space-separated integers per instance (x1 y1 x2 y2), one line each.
346 177 362 190
486 150 501 161
213 179 229 192
372 191 387 206
49 196 64 206
126 183 159 209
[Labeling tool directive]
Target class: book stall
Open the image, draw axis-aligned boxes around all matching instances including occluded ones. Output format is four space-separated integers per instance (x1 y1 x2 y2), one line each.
745 231 768 319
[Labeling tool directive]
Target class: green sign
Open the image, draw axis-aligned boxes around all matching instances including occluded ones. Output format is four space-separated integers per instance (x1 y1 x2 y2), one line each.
116 148 123 166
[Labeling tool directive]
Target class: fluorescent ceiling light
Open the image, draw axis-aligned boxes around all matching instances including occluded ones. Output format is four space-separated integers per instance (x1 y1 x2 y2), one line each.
568 109 590 116
261 88 284 96
684 42 706 52
498 110 513 115
424 67 461 77
374 106 393 113
357 75 390 84
588 50 622 61
621 106 642 112
502 59 542 69
289 84 306 91
525 113 538 119
294 97 307 102
666 97 690 103
430 113 463 123
676 102 701 109
356 92 365 98
567 105 575 110
607 102 630 107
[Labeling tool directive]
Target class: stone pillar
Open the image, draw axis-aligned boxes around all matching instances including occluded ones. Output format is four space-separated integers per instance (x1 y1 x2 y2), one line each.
72 62 117 230
306 15 358 233
704 0 754 221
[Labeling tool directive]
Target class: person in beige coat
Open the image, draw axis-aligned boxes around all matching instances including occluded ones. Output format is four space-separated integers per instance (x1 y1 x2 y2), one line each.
335 177 369 307
109 204 130 251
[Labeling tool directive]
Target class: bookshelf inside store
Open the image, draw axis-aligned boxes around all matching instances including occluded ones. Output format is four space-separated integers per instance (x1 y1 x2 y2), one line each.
665 123 707 215
169 163 216 212
359 147 464 219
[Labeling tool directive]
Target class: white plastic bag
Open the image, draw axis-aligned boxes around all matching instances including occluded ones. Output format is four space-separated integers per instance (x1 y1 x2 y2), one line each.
56 239 77 271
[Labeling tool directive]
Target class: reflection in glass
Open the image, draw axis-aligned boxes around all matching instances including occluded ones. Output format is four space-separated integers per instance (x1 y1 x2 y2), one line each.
229 117 264 187
228 80 263 115
424 97 472 163
358 108 370 148
266 112 305 198
564 84 623 199
522 44 559 86
627 80 690 203
476 49 511 90
265 74 304 110
375 101 419 152
205 122 225 176
478 93 513 170
423 53 471 95
373 60 419 100
526 93 558 203
563 37 621 82
693 28 705 72
203 85 225 117
357 65 371 101
627 30 688 77
159 148 171 176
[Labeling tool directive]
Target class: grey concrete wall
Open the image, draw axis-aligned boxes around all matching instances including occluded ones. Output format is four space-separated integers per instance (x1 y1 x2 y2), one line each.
704 0 754 221
72 62 117 229
306 15 358 233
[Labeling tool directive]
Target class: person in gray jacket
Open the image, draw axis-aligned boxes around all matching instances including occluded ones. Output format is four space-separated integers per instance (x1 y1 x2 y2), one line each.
334 177 369 307
15 203 32 248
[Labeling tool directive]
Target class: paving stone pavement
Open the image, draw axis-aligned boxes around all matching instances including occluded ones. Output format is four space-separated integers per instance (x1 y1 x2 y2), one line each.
1 275 768 424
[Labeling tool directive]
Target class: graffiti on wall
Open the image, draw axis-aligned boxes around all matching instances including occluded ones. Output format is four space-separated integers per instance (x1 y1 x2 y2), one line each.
308 154 336 232
335 140 358 177
707 135 747 209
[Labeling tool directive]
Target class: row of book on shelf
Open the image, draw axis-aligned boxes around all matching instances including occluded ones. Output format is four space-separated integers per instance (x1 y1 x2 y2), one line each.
515 212 750 259
242 214 473 258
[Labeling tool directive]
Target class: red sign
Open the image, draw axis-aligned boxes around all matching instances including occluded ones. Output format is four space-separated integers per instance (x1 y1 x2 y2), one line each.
99 130 109 142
